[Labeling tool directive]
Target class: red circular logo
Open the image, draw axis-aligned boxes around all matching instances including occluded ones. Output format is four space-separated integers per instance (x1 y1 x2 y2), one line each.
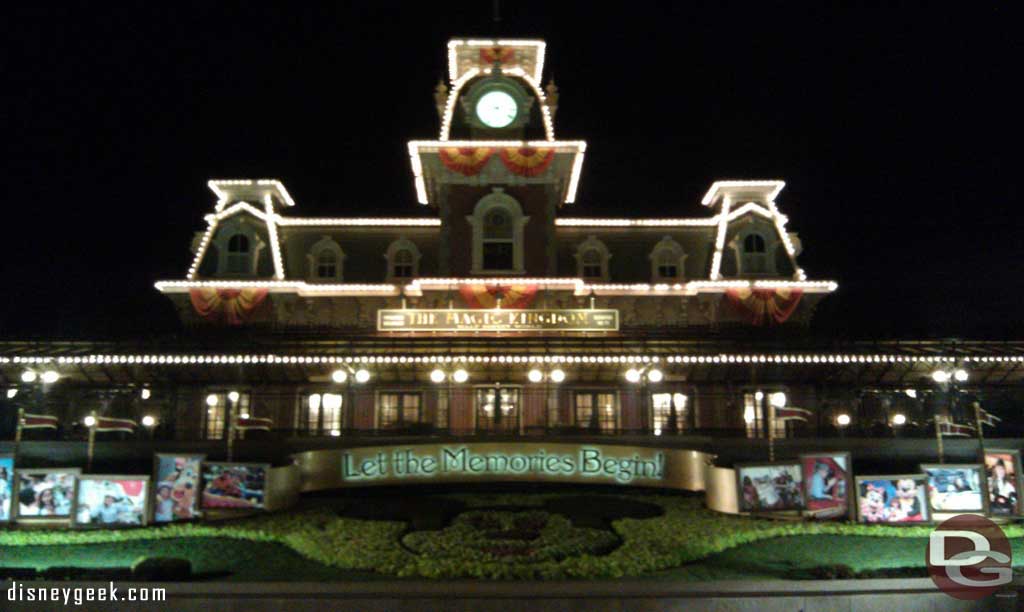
927 514 1013 600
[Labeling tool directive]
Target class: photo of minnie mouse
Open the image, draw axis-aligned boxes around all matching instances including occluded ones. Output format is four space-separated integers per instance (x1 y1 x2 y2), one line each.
855 475 930 524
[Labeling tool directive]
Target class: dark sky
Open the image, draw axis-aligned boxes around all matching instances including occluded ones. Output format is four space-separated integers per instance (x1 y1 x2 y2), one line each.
3 3 1021 339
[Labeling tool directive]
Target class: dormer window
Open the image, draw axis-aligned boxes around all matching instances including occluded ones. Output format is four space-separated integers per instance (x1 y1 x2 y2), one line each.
742 233 768 274
316 250 338 279
649 236 686 282
467 190 529 274
574 236 611 281
211 216 265 277
226 234 250 274
307 237 345 282
385 238 422 282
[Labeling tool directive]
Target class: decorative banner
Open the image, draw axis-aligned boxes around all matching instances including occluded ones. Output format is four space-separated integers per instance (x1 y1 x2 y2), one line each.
20 413 58 429
499 147 555 177
439 147 493 176
189 288 268 325
94 417 136 433
459 284 538 309
978 407 1002 428
378 308 619 333
479 46 515 65
775 407 812 422
725 288 803 326
236 417 273 432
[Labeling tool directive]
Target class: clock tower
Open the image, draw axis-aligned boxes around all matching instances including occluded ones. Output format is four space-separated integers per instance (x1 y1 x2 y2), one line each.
408 39 586 276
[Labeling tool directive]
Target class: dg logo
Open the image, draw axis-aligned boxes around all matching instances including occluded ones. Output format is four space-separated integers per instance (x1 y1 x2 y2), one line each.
927 514 1013 600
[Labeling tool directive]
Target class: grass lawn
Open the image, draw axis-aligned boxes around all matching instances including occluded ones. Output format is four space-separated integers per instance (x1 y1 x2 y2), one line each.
2 493 1021 581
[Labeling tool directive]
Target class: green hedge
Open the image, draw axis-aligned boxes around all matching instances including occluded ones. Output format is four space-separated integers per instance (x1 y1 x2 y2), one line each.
2 495 1020 580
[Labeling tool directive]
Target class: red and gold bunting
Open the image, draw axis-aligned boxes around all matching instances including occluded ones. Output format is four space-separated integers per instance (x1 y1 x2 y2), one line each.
499 147 555 177
459 284 539 309
189 288 269 325
439 147 493 176
479 46 515 65
725 288 803 326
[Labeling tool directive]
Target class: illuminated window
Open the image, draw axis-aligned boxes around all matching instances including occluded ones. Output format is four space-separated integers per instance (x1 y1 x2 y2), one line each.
203 391 250 440
574 391 617 433
476 386 520 432
743 391 788 439
378 392 424 429
649 236 686 281
226 234 250 274
304 393 343 435
651 393 687 434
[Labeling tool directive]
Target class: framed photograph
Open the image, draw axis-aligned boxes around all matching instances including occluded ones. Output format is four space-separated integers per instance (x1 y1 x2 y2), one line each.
13 468 81 521
735 462 805 512
982 449 1021 516
72 476 150 528
201 462 269 510
152 453 205 522
921 464 987 514
855 474 930 524
0 455 14 522
800 452 853 519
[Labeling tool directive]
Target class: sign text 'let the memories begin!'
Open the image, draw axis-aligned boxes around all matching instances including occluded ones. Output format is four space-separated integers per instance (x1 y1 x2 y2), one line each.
341 446 664 484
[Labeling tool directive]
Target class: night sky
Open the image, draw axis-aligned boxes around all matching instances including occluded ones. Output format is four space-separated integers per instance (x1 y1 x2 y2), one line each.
3 3 1021 339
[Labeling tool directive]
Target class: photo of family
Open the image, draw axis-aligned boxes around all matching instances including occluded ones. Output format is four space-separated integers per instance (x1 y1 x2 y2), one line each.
153 454 204 522
736 463 805 512
856 475 930 523
922 464 986 513
15 469 81 519
201 462 268 510
984 450 1020 516
73 477 149 527
0 455 14 522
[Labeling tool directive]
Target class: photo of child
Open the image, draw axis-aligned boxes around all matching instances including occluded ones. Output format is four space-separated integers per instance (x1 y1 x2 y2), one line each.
15 470 80 519
801 453 851 519
73 477 149 527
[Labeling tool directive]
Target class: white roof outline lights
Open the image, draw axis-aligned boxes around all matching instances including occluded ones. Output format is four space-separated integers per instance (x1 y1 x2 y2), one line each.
447 39 547 84
701 180 785 207
208 179 296 212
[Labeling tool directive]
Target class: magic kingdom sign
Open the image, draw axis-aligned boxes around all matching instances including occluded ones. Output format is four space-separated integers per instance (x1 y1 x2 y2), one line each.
377 308 619 332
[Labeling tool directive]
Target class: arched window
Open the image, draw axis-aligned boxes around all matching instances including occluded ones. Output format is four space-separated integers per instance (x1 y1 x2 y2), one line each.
467 190 529 274
574 236 611 281
742 233 768 273
393 249 414 279
316 250 338 279
648 236 686 281
482 208 514 270
307 237 345 281
226 234 250 274
385 238 422 282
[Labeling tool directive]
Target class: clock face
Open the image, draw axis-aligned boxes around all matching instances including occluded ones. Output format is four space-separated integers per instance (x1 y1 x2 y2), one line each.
475 90 517 128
